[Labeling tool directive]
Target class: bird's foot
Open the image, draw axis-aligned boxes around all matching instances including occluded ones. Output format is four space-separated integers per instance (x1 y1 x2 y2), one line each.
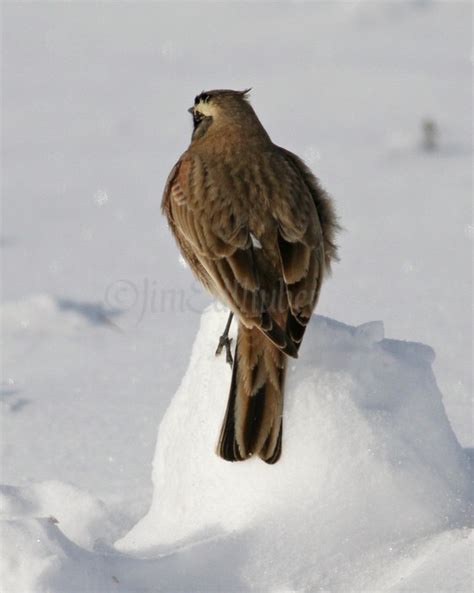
215 334 233 367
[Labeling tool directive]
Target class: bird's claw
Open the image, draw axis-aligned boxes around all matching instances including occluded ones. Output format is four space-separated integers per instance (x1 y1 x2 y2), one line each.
215 335 233 367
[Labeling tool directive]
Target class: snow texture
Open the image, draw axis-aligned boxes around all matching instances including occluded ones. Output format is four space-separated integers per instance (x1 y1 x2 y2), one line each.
115 307 472 592
2 305 472 592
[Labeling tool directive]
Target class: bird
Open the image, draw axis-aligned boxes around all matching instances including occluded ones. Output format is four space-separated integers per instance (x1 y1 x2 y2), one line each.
162 89 339 464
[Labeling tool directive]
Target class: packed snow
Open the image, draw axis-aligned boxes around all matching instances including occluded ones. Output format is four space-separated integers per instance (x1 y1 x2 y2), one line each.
1 2 472 592
1 304 472 591
118 307 470 553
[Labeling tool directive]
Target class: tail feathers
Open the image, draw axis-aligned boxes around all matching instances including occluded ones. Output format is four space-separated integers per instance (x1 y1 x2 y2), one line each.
259 421 283 463
217 324 286 464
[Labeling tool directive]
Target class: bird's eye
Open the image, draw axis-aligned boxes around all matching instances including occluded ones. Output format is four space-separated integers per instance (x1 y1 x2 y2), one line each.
192 110 205 128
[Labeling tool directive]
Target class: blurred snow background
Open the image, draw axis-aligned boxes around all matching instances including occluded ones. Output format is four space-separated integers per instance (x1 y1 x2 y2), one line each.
1 2 472 591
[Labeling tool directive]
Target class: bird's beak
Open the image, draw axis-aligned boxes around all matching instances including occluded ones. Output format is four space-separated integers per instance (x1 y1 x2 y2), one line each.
187 106 194 114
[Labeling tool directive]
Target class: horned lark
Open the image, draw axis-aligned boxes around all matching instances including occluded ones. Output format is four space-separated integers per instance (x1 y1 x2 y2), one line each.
162 89 339 463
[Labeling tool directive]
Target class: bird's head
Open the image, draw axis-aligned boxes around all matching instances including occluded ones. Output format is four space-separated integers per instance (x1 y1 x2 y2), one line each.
188 88 267 142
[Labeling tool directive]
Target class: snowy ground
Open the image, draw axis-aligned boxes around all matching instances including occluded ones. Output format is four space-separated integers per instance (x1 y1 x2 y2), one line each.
1 2 472 592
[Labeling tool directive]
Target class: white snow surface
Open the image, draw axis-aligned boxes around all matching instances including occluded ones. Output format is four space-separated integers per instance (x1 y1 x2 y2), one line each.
1 2 472 592
119 307 470 552
2 305 473 592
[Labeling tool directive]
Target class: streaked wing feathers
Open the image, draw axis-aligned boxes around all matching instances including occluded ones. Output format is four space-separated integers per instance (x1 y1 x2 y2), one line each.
162 144 334 356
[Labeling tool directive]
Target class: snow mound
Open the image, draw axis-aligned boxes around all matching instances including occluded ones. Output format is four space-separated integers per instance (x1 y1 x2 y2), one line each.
1 307 471 592
369 528 473 593
0 481 130 593
117 306 471 578
0 518 114 593
0 481 119 550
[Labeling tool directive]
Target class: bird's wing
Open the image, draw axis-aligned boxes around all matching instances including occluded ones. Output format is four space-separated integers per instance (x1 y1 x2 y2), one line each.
162 158 215 293
268 148 326 348
277 146 340 271
162 151 298 357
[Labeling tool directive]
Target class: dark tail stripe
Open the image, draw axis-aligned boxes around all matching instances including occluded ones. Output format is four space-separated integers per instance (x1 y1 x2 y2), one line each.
243 384 267 454
217 356 244 461
260 422 283 464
